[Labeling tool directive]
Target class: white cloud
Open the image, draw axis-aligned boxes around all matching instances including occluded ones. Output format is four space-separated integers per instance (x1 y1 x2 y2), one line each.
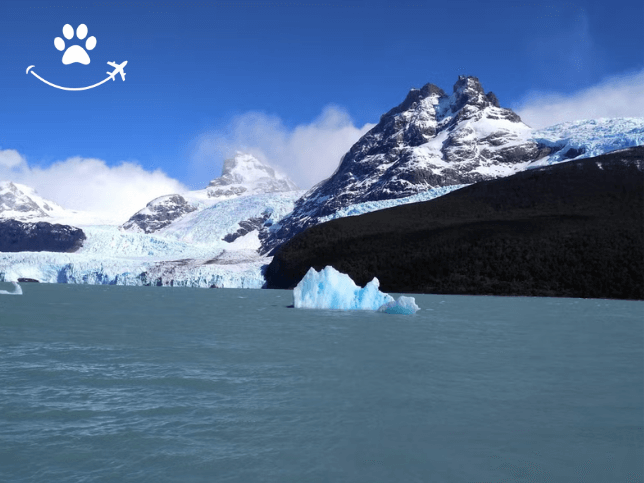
0 105 371 223
189 105 375 189
0 149 26 169
515 69 644 129
0 150 186 223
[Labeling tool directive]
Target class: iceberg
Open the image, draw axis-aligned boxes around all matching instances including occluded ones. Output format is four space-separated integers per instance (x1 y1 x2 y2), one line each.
377 296 420 315
0 281 22 295
293 266 419 314
294 266 393 310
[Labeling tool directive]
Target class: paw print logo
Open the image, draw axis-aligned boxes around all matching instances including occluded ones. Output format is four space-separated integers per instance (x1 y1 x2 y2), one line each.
27 23 127 91
54 24 97 65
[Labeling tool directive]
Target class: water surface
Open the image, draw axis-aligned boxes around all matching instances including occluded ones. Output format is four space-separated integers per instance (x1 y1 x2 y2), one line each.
0 283 642 482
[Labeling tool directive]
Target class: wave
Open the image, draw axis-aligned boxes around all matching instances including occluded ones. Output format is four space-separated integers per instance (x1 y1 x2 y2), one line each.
0 281 23 295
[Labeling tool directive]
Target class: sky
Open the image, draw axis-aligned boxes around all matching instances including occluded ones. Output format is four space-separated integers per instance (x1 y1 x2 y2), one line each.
0 0 642 219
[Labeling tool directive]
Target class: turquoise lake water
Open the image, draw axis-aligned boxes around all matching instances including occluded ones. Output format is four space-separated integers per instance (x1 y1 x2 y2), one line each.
0 283 642 482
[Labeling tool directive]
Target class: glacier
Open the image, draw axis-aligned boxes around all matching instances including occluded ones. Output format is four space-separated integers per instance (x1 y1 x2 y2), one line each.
529 118 644 166
0 191 305 288
293 266 419 314
317 184 469 223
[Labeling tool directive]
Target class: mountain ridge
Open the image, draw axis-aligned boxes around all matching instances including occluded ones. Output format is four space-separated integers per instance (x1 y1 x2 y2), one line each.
265 146 644 300
261 76 554 254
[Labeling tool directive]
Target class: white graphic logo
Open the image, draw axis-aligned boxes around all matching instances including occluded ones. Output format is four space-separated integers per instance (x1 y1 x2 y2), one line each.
54 24 97 65
27 23 128 91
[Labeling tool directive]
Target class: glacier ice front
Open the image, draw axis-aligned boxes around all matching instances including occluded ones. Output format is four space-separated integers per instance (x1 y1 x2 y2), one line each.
293 266 419 314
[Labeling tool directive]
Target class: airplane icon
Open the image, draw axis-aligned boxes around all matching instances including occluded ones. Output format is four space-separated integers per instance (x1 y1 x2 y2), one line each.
106 61 127 81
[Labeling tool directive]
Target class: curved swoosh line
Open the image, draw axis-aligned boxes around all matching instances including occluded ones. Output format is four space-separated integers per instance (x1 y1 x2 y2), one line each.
27 68 112 91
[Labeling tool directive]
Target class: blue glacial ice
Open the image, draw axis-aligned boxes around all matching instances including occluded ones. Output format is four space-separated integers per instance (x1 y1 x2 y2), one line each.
377 296 420 315
530 117 644 166
293 266 419 314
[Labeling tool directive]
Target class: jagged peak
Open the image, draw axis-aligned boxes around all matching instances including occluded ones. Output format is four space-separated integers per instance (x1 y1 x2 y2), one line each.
450 76 490 113
383 83 446 119
452 75 484 94
380 76 516 126
206 152 299 198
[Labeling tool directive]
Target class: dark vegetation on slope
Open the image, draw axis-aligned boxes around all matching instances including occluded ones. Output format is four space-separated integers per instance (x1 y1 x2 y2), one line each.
0 220 86 253
265 147 644 300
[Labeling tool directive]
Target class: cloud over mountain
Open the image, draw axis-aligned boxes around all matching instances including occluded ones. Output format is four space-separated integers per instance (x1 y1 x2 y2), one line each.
189 105 375 190
0 150 186 223
515 69 644 129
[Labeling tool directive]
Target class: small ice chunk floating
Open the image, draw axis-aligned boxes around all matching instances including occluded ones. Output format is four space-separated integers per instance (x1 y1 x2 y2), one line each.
377 296 420 315
293 266 419 314
0 281 23 295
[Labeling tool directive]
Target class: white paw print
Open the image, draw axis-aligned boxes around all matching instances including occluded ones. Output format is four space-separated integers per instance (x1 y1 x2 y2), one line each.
54 24 97 65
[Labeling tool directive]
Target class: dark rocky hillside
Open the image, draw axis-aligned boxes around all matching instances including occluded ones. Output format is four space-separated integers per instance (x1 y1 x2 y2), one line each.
265 147 644 300
0 220 86 252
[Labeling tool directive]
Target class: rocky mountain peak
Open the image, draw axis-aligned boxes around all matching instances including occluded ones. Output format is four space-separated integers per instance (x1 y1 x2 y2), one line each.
453 75 485 94
207 152 299 199
213 152 276 186
385 83 447 119
260 76 551 254
121 194 197 234
0 181 63 221
452 75 487 111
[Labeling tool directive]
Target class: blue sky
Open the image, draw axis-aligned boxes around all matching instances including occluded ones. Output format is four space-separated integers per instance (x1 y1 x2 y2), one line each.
0 0 642 216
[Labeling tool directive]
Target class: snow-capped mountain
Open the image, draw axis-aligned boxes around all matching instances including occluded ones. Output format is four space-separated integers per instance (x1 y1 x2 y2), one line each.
206 152 299 199
0 181 67 221
261 76 545 252
120 152 300 234
261 77 644 253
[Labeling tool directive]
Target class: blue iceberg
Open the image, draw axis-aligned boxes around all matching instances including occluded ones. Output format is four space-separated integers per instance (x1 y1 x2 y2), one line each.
377 296 420 315
293 266 419 314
